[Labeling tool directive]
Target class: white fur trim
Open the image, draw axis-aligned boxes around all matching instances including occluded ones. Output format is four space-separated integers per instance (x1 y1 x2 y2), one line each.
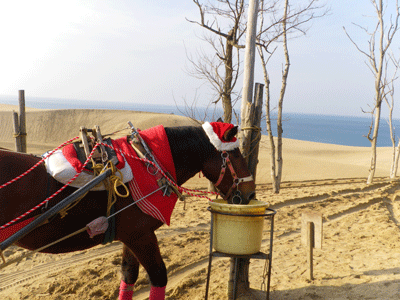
43 150 133 191
202 122 240 151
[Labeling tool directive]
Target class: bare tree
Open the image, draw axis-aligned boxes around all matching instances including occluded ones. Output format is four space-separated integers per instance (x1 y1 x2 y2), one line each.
258 0 288 194
383 55 400 179
257 0 326 193
188 0 325 195
344 0 400 184
187 0 248 123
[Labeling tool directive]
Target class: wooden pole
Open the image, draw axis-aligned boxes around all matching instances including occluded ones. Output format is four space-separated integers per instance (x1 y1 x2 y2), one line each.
301 211 322 281
18 90 27 153
248 83 264 182
12 111 22 152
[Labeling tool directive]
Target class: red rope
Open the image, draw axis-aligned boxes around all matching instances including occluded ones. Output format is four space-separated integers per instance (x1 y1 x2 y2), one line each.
0 142 100 230
0 136 79 190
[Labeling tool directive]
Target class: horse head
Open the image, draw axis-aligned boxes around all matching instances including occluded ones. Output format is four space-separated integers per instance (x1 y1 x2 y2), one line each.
201 122 256 205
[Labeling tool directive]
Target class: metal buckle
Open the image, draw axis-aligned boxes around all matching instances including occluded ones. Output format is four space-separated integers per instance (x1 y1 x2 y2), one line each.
221 151 228 168
232 191 243 204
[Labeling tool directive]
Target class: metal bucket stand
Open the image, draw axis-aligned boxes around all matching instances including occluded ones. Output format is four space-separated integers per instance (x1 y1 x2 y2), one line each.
205 207 276 300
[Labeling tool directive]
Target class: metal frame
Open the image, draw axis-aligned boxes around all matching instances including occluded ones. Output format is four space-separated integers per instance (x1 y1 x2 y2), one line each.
205 207 276 300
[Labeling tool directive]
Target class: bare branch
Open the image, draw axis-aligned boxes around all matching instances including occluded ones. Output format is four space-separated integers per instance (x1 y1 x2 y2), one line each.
343 26 374 59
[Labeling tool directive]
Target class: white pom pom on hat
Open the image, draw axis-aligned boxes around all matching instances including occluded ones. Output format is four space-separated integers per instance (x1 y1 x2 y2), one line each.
202 122 240 151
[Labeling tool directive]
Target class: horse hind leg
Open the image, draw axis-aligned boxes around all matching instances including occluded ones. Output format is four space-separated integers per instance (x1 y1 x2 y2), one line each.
123 232 167 300
119 244 139 300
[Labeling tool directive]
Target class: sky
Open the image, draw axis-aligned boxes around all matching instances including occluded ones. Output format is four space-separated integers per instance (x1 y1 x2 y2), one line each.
0 0 399 118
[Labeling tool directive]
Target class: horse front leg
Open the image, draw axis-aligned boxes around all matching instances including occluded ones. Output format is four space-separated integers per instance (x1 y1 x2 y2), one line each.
119 244 140 300
124 231 167 300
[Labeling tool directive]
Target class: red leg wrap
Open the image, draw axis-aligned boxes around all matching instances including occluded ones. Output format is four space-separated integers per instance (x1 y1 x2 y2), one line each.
119 280 134 300
149 285 166 300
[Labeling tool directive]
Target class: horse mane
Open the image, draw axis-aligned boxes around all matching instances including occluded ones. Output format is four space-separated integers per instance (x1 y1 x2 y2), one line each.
165 125 215 159
164 125 216 185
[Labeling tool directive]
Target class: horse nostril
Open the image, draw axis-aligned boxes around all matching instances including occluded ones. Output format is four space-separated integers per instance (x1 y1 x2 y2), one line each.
248 192 256 201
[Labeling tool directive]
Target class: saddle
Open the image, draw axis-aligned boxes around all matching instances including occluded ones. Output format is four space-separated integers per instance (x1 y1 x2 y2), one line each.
44 125 133 191
74 126 119 171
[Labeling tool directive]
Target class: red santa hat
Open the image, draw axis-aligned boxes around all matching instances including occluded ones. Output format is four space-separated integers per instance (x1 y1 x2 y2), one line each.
202 122 240 151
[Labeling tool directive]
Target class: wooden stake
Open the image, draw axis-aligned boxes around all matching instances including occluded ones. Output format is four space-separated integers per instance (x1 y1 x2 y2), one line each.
301 211 323 281
307 222 314 280
247 83 264 182
12 111 22 152
18 90 27 153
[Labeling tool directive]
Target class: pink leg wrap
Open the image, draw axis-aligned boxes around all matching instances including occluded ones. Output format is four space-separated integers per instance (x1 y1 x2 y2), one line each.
119 280 134 300
149 285 166 300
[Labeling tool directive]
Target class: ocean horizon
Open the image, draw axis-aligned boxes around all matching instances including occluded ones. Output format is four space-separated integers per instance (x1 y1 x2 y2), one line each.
1 95 399 148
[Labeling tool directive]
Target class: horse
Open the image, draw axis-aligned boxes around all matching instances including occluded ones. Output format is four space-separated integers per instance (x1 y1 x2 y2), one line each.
0 122 256 300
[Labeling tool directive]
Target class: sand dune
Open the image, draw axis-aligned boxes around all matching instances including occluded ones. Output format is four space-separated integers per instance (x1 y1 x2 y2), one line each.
0 106 198 156
1 104 400 300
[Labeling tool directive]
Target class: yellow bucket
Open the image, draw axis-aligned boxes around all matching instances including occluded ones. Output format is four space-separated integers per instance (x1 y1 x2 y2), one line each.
209 199 269 255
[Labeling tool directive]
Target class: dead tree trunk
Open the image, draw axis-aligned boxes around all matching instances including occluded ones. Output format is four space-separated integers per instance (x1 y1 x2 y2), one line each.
258 0 290 194
367 5 385 185
274 0 290 193
222 30 235 124
393 142 400 178
385 79 400 179
367 105 382 184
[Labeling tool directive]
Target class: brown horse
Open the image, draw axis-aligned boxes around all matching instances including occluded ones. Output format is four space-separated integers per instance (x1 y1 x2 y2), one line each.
0 123 255 299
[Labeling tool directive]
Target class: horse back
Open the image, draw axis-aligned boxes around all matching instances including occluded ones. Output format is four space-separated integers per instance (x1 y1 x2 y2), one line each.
0 150 53 225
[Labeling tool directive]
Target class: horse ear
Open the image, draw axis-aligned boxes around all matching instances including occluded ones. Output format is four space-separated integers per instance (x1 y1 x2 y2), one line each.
217 117 224 123
223 126 238 142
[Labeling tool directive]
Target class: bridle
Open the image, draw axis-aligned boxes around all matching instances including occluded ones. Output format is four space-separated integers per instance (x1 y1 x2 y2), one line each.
214 151 254 204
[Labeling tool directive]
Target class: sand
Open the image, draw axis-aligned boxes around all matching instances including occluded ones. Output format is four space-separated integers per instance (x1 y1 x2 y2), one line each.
1 103 400 299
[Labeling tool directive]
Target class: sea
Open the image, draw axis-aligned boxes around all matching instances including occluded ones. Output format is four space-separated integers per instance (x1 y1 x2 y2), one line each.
1 96 399 147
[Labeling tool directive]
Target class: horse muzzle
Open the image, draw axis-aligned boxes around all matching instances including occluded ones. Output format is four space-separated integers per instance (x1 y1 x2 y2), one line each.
230 190 256 205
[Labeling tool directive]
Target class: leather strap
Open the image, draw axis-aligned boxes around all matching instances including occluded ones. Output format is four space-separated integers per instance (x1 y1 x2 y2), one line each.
130 139 183 200
214 151 254 201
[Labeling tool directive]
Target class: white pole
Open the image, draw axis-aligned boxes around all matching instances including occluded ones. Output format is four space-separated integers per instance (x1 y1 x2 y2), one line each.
240 0 259 158
232 0 260 297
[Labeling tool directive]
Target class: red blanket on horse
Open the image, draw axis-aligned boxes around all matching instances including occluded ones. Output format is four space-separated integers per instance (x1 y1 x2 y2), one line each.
62 124 178 225
113 126 178 225
57 125 178 225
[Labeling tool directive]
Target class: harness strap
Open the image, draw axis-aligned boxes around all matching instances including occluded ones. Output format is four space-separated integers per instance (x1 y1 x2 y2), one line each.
214 151 254 201
236 175 254 184
130 138 184 200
